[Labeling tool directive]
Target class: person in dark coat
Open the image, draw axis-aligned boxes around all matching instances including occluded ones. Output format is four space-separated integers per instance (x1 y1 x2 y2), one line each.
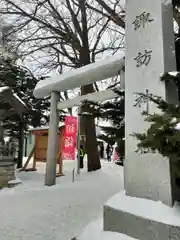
100 142 104 159
106 144 112 162
79 145 85 169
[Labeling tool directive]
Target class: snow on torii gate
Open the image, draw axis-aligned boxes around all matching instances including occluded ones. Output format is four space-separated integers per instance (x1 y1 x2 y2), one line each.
34 52 125 186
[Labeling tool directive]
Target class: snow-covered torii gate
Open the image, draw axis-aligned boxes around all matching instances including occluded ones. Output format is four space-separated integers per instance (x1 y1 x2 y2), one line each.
34 52 125 186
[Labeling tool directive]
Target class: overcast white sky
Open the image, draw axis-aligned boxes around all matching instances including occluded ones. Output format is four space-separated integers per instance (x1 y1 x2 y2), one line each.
0 0 125 127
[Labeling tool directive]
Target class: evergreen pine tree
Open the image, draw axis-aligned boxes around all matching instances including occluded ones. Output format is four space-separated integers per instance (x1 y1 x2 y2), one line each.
83 88 125 158
0 57 51 131
132 72 180 176
0 56 65 167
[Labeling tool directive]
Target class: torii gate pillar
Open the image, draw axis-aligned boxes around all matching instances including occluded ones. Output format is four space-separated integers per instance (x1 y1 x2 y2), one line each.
45 91 60 186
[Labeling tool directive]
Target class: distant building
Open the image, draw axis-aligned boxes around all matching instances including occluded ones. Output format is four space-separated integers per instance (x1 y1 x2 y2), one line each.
23 124 102 157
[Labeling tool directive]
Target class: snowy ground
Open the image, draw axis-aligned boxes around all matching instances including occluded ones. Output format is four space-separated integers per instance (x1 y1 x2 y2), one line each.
79 218 137 240
0 158 123 240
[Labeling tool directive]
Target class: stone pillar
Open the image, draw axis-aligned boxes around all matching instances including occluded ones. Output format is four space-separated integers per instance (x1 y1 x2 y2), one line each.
104 2 180 239
0 122 16 186
125 0 178 207
45 91 60 186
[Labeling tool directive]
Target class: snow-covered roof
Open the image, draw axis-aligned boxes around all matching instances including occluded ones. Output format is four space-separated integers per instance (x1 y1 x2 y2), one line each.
0 87 26 106
29 123 101 137
0 86 26 117
34 52 125 99
29 123 64 132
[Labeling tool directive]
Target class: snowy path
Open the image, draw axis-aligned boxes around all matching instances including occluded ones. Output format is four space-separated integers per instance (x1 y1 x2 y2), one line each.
0 160 123 240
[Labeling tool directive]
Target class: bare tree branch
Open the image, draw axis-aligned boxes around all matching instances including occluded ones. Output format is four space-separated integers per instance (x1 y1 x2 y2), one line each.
91 18 110 62
95 0 125 28
88 0 125 28
0 0 125 172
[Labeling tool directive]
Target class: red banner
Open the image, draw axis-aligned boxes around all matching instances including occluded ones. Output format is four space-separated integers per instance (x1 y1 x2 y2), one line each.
62 116 77 160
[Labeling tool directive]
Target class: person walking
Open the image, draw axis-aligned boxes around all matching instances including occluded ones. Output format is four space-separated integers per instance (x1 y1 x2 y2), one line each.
79 145 85 169
100 142 104 159
106 144 112 162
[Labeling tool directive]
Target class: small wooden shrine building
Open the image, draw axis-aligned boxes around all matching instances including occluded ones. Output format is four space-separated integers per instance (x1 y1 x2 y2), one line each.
21 123 65 176
30 124 64 162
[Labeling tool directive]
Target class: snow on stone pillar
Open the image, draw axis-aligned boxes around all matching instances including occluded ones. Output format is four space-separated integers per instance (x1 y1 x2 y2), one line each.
125 0 178 207
104 1 180 239
45 91 60 186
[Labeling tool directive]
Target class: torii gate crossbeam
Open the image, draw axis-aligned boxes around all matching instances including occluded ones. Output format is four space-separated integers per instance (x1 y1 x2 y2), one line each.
33 52 125 186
